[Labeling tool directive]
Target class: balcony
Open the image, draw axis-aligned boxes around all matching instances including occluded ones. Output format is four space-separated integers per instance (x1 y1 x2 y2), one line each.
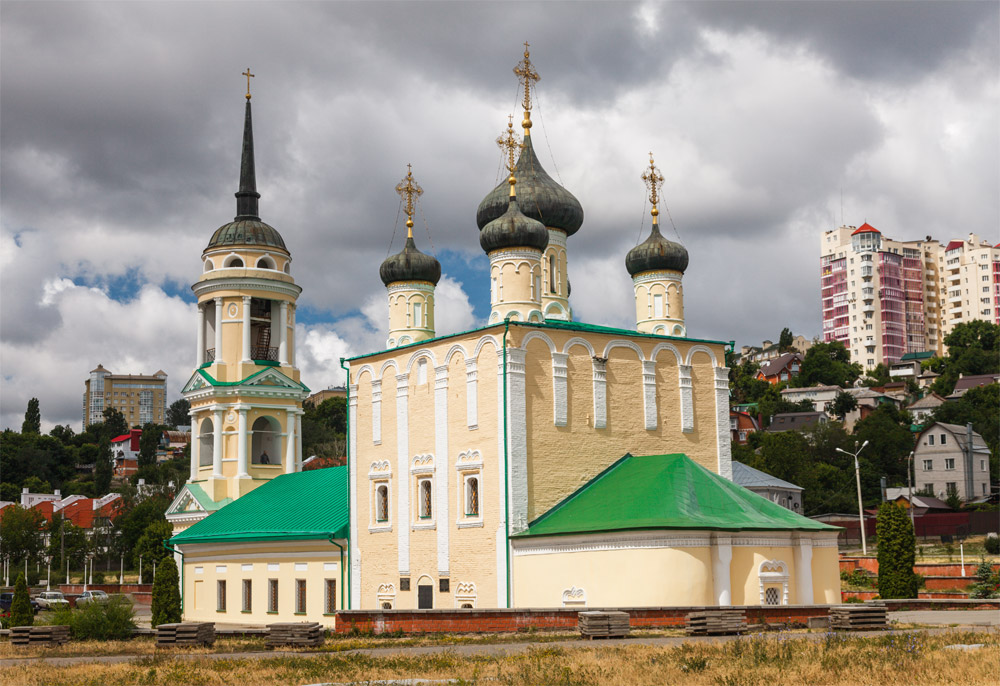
251 345 279 362
860 266 874 278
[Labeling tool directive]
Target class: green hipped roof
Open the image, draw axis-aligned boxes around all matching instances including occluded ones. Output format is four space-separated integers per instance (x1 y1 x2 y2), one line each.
171 467 348 545
513 454 837 538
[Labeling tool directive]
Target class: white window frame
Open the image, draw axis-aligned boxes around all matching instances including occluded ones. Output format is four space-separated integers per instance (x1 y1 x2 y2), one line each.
371 480 391 532
757 560 789 606
411 454 435 529
922 459 933 471
945 458 955 471
417 477 434 521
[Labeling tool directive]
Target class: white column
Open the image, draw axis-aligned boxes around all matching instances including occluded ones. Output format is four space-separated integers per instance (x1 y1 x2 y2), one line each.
793 536 814 605
284 409 296 474
237 407 249 478
714 366 733 479
214 297 223 364
465 359 478 429
289 304 296 366
278 301 288 365
188 411 199 482
435 365 449 577
196 304 206 367
371 380 382 444
269 300 280 363
296 414 302 471
507 348 528 532
642 360 657 430
242 296 252 363
211 408 223 478
552 352 568 427
678 364 694 433
348 382 360 607
396 373 410 575
711 534 733 606
496 355 507 608
592 357 607 430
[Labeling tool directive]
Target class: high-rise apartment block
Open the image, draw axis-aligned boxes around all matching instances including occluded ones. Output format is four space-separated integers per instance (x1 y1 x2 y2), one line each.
83 364 167 429
821 225 999 370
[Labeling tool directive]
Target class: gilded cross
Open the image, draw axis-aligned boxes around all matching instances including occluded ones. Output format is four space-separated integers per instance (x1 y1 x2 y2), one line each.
395 164 423 236
641 152 664 210
242 68 255 100
513 42 540 113
496 116 521 174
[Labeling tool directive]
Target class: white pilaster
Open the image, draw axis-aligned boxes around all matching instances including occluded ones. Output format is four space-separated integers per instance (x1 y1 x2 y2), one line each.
435 365 450 576
552 352 568 427
211 408 223 478
196 304 206 367
237 407 249 478
296 413 302 471
348 382 360 607
465 359 478 429
289 304 296 366
396 373 410 575
642 360 657 430
711 534 733 606
284 409 296 474
592 357 607 430
371 380 382 444
506 348 528 533
793 536 814 605
496 355 507 608
678 364 694 433
714 366 733 479
214 297 223 363
278 301 288 365
188 411 199 482
241 296 252 363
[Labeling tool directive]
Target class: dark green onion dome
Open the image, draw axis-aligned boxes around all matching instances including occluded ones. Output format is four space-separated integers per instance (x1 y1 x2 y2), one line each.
205 98 288 253
625 224 689 276
476 133 583 236
380 236 441 286
480 197 549 254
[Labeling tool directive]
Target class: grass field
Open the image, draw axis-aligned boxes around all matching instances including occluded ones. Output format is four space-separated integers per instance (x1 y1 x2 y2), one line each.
1 629 996 686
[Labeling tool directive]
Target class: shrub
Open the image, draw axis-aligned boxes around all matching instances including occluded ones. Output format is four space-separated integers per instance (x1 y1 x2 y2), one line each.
985 536 999 555
92 571 106 584
877 502 919 599
49 596 136 640
9 572 34 627
969 559 1000 599
151 556 181 627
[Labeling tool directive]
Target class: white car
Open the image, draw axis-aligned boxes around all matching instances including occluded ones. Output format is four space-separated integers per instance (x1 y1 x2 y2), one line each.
35 591 70 610
76 590 110 607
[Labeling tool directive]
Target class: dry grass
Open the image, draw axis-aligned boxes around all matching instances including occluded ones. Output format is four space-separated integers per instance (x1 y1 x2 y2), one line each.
1 629 997 686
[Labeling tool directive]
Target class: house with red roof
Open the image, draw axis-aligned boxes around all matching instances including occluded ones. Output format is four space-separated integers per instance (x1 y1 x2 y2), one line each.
754 352 802 385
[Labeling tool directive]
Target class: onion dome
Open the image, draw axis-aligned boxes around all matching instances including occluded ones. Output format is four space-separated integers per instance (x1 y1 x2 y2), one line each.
480 197 549 253
206 96 287 252
476 133 584 236
626 224 689 276
380 236 441 286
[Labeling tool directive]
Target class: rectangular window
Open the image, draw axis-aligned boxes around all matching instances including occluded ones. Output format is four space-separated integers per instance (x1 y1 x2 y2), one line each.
217 580 227 612
242 579 252 612
922 459 933 471
652 293 664 318
375 482 389 523
325 579 336 614
940 434 947 445
946 482 957 496
928 435 934 446
923 484 933 494
418 478 433 518
981 460 987 471
945 458 955 470
268 579 278 613
466 475 480 517
295 579 306 614
413 301 422 327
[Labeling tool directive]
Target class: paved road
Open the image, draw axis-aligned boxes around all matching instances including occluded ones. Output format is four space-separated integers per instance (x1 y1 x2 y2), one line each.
889 609 999 626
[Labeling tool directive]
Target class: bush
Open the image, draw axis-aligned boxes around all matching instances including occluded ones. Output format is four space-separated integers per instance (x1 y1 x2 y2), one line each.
151 556 181 627
969 559 1000 599
9 573 34 627
49 596 136 640
877 502 919 599
92 571 105 584
985 536 999 555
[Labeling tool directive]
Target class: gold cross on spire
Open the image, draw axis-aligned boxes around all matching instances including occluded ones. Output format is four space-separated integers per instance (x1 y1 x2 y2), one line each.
395 164 423 238
641 152 665 223
496 116 522 197
513 42 540 130
242 68 255 100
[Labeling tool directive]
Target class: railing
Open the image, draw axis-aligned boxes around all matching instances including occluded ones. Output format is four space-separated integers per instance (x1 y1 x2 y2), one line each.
252 346 279 362
205 348 216 363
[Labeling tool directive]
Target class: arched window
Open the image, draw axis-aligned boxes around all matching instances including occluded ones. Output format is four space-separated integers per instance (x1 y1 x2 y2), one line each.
413 300 423 328
199 417 214 466
419 479 433 518
548 254 556 293
465 477 479 516
256 256 275 270
204 259 214 272
376 484 389 522
225 256 244 268
251 416 280 465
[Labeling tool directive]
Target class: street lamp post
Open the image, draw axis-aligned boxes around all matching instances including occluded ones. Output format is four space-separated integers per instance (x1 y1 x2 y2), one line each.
837 440 870 555
46 556 51 592
139 555 143 585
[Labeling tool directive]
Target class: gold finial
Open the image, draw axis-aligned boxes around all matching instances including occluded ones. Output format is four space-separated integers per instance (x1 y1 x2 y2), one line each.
497 116 521 197
513 41 540 130
242 68 255 100
641 152 664 224
395 164 423 238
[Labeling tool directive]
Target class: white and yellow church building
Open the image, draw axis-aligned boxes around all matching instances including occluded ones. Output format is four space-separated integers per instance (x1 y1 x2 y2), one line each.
169 51 839 626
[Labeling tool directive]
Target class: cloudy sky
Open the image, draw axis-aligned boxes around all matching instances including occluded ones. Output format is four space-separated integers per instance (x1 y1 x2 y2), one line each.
1 1 997 432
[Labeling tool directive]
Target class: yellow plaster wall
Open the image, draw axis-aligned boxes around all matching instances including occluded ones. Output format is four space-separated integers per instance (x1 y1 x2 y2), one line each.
812 546 841 604
730 546 796 605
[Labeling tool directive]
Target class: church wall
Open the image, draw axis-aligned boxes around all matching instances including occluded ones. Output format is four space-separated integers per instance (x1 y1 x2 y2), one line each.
812 545 841 604
730 545 797 605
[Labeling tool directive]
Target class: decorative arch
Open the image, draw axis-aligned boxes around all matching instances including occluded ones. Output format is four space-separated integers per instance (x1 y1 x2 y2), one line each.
378 359 400 379
650 341 683 365
198 417 214 466
685 345 719 366
473 335 500 358
602 339 646 361
256 255 276 270
455 581 477 608
203 259 214 272
223 253 244 268
405 348 438 374
376 583 396 609
758 559 789 606
444 344 469 366
355 365 375 385
520 330 556 354
561 337 595 357
561 586 586 607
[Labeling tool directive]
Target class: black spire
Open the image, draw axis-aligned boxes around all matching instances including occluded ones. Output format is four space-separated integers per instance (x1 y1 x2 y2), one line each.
235 99 260 220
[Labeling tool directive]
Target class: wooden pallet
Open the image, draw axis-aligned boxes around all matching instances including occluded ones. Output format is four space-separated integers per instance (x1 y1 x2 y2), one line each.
156 622 216 646
578 611 630 639
9 625 71 646
686 610 747 636
829 603 888 631
265 622 325 648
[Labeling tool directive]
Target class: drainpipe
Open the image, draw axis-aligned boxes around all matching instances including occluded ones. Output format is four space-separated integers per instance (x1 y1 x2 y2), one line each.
161 541 184 614
502 317 511 608
339 357 352 610
329 536 345 612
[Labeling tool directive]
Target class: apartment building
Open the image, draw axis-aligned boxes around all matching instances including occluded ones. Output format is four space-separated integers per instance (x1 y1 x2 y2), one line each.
82 364 167 429
821 225 998 369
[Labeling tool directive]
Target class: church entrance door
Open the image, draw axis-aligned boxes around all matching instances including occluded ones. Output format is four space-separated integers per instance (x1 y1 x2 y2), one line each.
417 584 433 609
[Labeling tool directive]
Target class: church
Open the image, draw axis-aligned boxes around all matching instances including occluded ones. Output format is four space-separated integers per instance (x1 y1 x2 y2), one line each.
168 50 840 626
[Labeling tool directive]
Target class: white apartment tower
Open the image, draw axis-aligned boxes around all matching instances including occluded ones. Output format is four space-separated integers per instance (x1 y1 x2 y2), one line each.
821 225 999 370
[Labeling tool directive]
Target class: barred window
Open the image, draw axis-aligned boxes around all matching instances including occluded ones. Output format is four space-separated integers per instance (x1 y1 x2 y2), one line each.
242 579 252 612
466 477 479 517
325 579 336 614
217 580 227 612
268 579 278 613
765 587 779 606
376 484 389 522
419 479 432 518
295 579 307 614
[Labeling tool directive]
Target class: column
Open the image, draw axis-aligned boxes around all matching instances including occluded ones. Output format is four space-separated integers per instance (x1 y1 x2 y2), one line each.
496 355 507 607
591 357 607 430
552 352 568 427
237 407 249 478
793 536 814 605
196 304 206 367
242 296 252 363
435 365 450 576
678 364 694 433
642 360 657 430
269 300 280 363
507 348 528 532
214 297 223 364
278 301 288 365
711 534 733 606
188 411 199 482
296 414 302 471
396 373 410 575
289 304 296 366
284 409 296 474
211 408 223 478
714 366 733 479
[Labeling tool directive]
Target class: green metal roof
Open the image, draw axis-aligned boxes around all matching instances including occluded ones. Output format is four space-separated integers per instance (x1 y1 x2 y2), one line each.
183 366 310 392
514 454 837 538
171 467 348 545
186 483 232 512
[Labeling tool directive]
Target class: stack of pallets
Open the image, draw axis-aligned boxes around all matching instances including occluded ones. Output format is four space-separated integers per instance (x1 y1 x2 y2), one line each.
578 611 630 639
265 622 325 648
686 610 747 636
9 625 71 646
829 603 888 631
155 622 216 646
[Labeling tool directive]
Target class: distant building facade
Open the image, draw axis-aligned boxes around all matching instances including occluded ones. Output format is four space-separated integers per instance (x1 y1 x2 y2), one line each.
732 461 803 513
755 353 802 385
736 335 813 365
83 364 167 429
914 422 991 501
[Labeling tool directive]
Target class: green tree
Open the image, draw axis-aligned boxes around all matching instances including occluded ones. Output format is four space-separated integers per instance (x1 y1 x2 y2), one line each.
48 424 75 443
102 407 128 439
830 391 858 419
931 321 1000 396
793 341 862 388
778 328 795 353
21 476 51 493
112 494 170 567
9 573 34 627
94 434 113 494
137 423 161 482
729 359 770 405
876 502 919 598
21 398 41 435
165 398 190 429
134 520 173 582
46 515 91 574
860 364 892 388
929 384 999 476
0 505 45 566
302 396 348 461
151 556 182 626
852 405 914 502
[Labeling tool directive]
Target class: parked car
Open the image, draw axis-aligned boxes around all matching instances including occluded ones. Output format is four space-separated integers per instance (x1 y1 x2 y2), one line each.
76 590 109 607
35 591 70 610
0 592 40 614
